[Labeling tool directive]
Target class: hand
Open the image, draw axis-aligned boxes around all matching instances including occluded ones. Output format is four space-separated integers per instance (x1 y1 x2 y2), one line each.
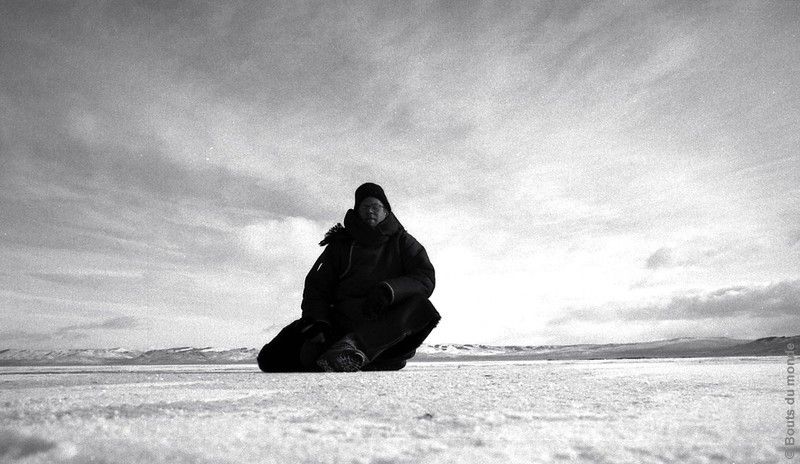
361 284 392 320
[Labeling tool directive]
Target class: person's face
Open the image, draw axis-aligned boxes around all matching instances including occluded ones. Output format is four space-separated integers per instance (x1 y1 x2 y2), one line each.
358 196 387 228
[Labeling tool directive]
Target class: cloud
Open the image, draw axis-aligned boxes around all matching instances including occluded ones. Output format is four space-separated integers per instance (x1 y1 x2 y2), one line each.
636 281 800 321
2 136 331 223
59 316 140 332
0 316 141 345
0 330 85 344
646 247 673 269
789 231 800 248
1 2 799 348
235 216 325 263
0 430 57 460
29 272 145 290
551 280 800 325
542 280 800 344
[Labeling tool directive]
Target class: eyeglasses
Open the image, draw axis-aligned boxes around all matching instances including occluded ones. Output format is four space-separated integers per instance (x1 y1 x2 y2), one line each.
359 204 385 213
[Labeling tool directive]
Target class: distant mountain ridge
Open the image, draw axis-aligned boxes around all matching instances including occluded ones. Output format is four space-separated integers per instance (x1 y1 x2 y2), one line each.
414 336 798 361
0 347 256 366
0 336 797 366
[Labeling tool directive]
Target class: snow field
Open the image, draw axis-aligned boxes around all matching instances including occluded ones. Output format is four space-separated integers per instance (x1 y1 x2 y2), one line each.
0 359 784 463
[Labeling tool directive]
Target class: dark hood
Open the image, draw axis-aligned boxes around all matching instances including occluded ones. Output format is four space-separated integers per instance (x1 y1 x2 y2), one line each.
344 209 402 246
319 210 403 247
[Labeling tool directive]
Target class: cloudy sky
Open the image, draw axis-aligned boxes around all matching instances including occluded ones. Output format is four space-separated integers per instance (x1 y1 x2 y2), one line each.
1 1 798 349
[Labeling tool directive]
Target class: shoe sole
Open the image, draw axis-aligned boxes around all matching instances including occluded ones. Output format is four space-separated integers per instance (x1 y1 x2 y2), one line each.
316 350 365 372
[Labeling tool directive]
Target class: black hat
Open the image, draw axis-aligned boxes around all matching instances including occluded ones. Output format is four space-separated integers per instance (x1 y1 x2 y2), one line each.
354 182 391 212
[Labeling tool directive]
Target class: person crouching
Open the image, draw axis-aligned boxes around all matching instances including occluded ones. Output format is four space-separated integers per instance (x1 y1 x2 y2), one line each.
257 182 441 372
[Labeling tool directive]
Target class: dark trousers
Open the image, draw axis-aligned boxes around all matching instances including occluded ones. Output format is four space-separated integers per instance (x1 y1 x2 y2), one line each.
257 295 440 372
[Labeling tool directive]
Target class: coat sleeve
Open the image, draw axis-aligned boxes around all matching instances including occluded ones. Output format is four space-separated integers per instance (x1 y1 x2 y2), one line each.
300 244 341 323
382 232 435 303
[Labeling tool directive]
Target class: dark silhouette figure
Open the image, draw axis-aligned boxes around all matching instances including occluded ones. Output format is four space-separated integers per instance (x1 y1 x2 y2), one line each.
257 183 440 372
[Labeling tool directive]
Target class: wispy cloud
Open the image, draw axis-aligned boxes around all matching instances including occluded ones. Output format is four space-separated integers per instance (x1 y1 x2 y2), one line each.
60 316 140 331
542 279 800 344
0 316 141 345
1 2 798 347
550 279 800 325
627 280 800 322
646 248 673 269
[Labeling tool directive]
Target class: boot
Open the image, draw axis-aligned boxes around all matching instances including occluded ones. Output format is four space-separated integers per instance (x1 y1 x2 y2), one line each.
316 334 367 372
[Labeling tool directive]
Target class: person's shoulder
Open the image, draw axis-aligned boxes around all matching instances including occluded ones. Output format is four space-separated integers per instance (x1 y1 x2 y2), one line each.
319 223 351 247
398 228 426 253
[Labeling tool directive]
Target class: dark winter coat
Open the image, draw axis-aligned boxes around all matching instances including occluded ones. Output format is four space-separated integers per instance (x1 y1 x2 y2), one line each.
301 209 435 328
257 209 439 372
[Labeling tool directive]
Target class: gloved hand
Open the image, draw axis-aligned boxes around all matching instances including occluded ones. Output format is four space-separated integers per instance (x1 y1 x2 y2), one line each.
299 319 332 344
361 284 392 320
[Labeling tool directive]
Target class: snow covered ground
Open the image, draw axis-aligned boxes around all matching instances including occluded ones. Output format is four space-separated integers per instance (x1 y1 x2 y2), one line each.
0 358 784 463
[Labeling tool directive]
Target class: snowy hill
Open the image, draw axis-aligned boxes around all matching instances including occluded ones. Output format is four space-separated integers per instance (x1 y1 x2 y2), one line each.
414 337 755 361
0 348 143 365
0 347 258 366
1 336 796 366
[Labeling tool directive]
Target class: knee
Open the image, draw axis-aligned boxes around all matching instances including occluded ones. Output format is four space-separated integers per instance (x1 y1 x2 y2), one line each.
256 344 276 372
401 295 439 321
